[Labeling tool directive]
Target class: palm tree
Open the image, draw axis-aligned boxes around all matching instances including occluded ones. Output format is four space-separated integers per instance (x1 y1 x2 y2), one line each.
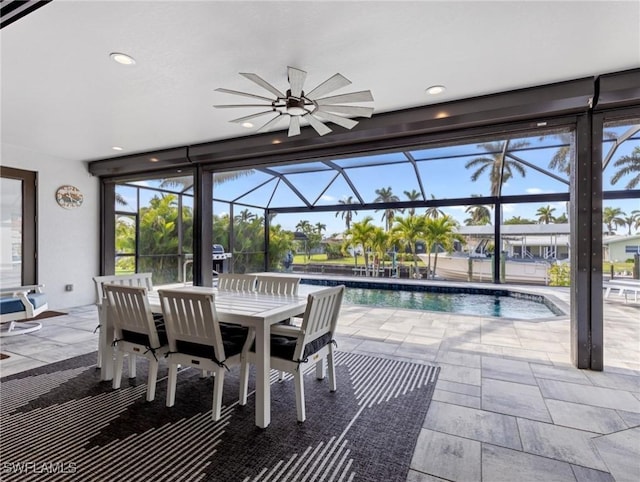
465 140 528 195
425 194 445 219
369 227 390 276
335 196 358 230
610 146 640 189
623 211 640 235
504 216 535 224
464 205 492 225
633 210 640 232
546 132 574 176
603 207 626 235
374 187 401 231
160 170 253 192
391 214 427 278
424 215 462 279
235 209 257 223
295 219 312 233
547 130 616 176
403 189 422 217
346 217 377 274
536 205 556 224
314 222 326 235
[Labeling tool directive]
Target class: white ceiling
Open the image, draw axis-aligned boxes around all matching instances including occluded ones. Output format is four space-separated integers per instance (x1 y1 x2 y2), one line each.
1 1 639 164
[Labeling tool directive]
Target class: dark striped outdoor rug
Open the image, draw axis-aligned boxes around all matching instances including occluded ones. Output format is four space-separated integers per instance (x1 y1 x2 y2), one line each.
1 351 439 481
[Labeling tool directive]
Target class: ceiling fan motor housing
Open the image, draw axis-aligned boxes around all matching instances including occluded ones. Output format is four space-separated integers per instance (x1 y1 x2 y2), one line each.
285 92 309 116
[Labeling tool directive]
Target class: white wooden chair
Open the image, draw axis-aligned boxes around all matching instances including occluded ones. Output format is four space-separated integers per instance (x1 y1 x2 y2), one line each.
256 274 301 328
216 273 257 292
104 284 169 402
241 285 345 422
255 275 301 296
93 273 154 371
159 289 249 421
0 285 47 337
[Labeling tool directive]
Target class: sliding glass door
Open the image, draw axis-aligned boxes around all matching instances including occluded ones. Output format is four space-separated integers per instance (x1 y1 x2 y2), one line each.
0 166 37 288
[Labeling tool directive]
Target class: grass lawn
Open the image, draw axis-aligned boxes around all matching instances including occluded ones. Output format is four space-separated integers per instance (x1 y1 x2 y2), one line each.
603 261 635 275
293 253 426 267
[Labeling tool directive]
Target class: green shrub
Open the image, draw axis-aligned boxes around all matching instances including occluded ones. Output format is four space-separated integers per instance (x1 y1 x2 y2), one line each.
548 262 571 286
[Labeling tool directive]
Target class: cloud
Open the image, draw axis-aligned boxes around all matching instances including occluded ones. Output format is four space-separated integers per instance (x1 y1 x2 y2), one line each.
526 187 544 194
321 194 337 202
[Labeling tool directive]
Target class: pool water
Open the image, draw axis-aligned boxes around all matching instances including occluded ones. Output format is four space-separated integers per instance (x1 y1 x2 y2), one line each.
343 287 557 319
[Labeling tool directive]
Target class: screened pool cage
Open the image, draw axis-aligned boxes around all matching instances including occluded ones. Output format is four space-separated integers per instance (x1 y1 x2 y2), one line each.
113 121 639 286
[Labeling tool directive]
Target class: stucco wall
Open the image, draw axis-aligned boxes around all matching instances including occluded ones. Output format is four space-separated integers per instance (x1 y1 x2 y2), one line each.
2 143 99 309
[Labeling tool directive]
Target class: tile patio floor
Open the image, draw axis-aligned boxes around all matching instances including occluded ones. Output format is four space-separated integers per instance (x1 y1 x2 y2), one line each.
1 282 638 481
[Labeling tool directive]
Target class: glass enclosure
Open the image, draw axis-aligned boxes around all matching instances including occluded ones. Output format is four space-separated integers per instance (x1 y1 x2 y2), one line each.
602 118 640 279
107 119 639 288
114 175 194 284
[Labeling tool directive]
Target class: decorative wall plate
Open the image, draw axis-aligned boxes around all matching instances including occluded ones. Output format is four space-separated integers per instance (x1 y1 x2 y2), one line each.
55 185 83 209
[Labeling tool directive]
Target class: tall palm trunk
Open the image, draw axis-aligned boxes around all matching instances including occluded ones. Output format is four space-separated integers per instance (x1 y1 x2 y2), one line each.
432 251 439 279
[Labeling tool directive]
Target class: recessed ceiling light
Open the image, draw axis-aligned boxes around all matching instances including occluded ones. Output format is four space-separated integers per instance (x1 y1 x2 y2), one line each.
112 146 123 151
110 52 136 65
272 139 282 145
426 85 446 95
241 122 254 128
149 157 159 162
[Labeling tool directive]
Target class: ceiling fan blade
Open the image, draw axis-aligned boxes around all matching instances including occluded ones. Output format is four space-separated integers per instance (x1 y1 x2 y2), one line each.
215 88 274 103
229 110 275 123
257 114 284 133
287 67 307 98
240 72 285 98
312 111 359 130
306 73 352 100
213 104 273 108
315 104 374 118
315 90 374 105
288 116 301 137
303 113 332 136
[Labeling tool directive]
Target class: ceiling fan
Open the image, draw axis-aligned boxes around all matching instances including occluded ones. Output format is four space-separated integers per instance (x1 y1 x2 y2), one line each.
214 66 374 137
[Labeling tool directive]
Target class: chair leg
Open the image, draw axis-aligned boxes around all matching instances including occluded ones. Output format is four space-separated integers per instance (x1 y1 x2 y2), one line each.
239 359 249 406
113 350 125 389
128 353 137 378
315 358 326 380
212 368 225 421
146 358 159 402
166 363 178 407
96 329 102 369
294 370 306 423
328 349 337 392
279 371 285 381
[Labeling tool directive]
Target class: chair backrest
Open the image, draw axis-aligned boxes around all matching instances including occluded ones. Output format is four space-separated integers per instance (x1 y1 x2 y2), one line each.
255 275 300 295
216 273 257 292
103 284 162 349
93 273 153 306
158 289 225 359
294 285 345 359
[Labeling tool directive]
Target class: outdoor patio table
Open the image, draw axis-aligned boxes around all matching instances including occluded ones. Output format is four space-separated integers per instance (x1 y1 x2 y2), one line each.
100 286 307 429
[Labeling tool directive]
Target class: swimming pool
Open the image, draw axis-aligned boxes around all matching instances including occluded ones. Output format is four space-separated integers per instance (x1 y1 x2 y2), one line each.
302 279 562 319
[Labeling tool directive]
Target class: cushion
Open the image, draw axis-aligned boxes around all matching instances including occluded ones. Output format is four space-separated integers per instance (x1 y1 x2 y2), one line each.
259 332 334 362
175 324 248 361
0 293 48 315
121 313 167 347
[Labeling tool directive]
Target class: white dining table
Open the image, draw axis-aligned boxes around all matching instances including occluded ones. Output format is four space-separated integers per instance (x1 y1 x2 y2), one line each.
100 286 308 429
